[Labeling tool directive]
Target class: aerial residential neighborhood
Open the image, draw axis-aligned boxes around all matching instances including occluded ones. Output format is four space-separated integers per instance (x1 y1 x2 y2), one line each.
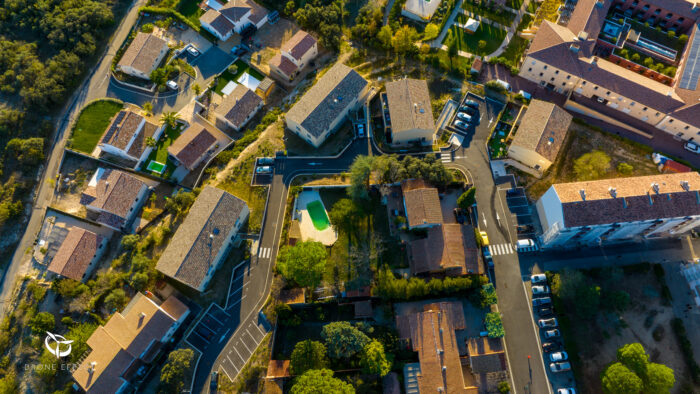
1 0 700 393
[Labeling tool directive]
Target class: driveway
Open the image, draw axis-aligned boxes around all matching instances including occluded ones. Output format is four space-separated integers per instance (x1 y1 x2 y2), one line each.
191 46 235 80
106 72 195 112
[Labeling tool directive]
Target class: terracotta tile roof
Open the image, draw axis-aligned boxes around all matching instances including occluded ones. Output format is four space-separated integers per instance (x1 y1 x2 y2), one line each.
510 99 572 162
81 168 147 221
200 9 235 37
565 0 611 39
409 224 481 275
467 337 506 374
641 0 700 19
286 63 368 138
270 53 299 77
48 227 103 281
281 30 317 61
551 172 700 227
266 360 290 379
385 78 435 135
73 294 188 393
219 0 266 23
257 76 275 93
401 180 443 228
117 32 167 75
168 126 217 170
156 186 248 290
395 301 468 393
215 84 263 129
345 285 371 298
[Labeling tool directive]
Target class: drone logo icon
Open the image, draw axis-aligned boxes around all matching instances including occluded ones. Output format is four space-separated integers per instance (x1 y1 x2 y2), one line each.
44 332 73 358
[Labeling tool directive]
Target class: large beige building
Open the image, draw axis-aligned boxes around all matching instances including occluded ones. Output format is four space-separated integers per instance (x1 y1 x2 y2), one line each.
286 63 369 148
383 78 436 147
519 0 700 142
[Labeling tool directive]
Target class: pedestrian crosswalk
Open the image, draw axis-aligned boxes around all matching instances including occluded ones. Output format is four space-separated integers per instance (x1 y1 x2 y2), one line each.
257 247 271 259
440 152 452 163
488 243 515 256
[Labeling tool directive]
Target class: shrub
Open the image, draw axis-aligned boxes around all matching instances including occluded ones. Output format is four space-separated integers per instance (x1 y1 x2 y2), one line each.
672 318 700 383
485 312 504 338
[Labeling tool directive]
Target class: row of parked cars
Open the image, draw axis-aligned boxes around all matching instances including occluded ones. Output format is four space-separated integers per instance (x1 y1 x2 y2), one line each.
531 274 576 394
453 99 480 131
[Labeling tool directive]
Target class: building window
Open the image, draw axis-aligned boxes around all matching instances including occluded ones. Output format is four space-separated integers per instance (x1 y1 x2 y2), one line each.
528 67 532 72
606 91 611 96
582 81 587 85
666 13 672 19
593 86 598 90
543 65 548 70
655 112 660 116
531 60 536 65
562 82 566 86
566 75 571 79
550 77 555 81
630 102 635 106
669 119 674 123
555 70 559 74
539 72 544 77
643 107 647 111
685 126 690 130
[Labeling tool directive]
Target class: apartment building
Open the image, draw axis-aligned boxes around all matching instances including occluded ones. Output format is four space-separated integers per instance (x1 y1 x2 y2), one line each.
536 172 700 249
519 0 700 142
269 30 318 83
383 78 436 147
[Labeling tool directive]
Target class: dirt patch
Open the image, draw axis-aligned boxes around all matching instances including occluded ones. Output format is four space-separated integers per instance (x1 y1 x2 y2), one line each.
523 122 658 200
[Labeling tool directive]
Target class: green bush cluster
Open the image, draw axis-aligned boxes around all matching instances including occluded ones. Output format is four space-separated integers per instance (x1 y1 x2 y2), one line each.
139 6 200 31
485 311 505 338
373 266 486 300
671 318 700 383
616 48 677 77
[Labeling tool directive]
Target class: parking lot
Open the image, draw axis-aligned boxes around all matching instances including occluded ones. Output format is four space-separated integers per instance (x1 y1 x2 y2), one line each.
252 157 274 185
522 275 577 392
191 46 236 80
186 303 231 352
504 187 538 240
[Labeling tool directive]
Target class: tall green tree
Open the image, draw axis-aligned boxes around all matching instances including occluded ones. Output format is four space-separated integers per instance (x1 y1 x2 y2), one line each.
290 369 354 393
160 111 181 128
644 363 675 393
290 340 329 375
28 312 55 335
348 155 374 201
321 321 370 359
457 187 476 209
159 348 194 392
551 269 600 319
328 198 363 233
616 343 648 377
377 25 393 50
360 340 391 376
423 23 439 41
573 150 611 181
601 362 643 394
392 25 418 55
277 241 327 289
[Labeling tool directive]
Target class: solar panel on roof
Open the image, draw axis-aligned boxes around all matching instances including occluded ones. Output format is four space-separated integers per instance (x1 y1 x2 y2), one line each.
679 25 700 91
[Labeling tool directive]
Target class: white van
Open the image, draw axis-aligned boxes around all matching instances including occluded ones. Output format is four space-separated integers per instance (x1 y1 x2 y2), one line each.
517 239 535 249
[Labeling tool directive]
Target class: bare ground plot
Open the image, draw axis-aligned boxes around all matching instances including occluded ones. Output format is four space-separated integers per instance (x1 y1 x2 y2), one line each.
558 266 693 393
524 121 659 199
247 18 303 75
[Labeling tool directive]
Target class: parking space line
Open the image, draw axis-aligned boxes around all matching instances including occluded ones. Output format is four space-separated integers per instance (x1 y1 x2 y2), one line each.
189 330 209 344
241 339 253 354
227 294 246 310
207 311 225 326
233 346 246 363
229 286 243 297
246 328 259 343
253 321 266 336
219 364 232 380
226 355 240 373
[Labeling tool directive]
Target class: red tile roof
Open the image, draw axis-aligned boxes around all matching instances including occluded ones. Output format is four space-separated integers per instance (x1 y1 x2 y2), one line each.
48 227 103 281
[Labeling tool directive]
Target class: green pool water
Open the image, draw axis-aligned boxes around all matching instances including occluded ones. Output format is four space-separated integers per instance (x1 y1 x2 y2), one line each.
147 160 166 174
306 200 330 230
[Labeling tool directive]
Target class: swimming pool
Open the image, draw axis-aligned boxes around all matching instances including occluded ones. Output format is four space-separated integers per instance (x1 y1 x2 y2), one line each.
306 200 330 231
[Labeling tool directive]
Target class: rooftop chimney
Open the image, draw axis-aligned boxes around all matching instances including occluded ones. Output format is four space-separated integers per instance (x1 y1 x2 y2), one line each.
651 183 660 194
608 187 617 198
569 43 580 53
681 180 690 191
578 31 589 41
442 366 447 372
89 361 97 372
139 312 146 318
579 189 586 201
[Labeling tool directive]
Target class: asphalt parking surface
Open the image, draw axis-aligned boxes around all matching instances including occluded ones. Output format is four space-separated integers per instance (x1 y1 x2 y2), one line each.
186 304 230 353
191 46 235 80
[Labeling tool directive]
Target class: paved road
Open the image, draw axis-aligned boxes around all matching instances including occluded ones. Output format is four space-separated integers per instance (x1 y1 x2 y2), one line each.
445 93 554 394
0 0 148 319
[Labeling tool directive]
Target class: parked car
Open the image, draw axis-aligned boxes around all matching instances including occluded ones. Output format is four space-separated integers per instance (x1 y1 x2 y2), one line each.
456 112 472 122
550 351 569 362
454 120 469 130
464 99 479 109
232 45 248 57
357 124 365 138
538 306 554 317
187 46 200 56
453 208 465 224
210 371 218 392
685 141 700 154
557 389 576 394
531 274 547 284
256 166 272 174
482 246 493 268
532 285 550 295
257 157 274 165
542 342 561 353
538 318 558 328
459 106 477 115
550 362 571 372
532 297 552 307
479 231 490 245
544 329 561 339
166 80 178 90
517 239 536 249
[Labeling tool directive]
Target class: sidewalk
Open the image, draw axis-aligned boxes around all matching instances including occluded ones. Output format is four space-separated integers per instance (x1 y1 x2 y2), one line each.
430 0 465 48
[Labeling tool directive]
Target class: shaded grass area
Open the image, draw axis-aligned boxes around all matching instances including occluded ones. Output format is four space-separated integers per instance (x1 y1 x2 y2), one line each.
500 36 529 64
70 100 124 153
177 0 204 26
443 16 508 56
214 60 266 95
462 1 517 25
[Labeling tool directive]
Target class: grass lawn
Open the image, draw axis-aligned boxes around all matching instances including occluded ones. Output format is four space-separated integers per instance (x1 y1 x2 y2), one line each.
177 0 204 26
462 1 517 25
443 17 508 56
141 124 183 179
70 100 123 153
506 0 524 9
501 36 530 64
534 0 562 25
214 60 266 96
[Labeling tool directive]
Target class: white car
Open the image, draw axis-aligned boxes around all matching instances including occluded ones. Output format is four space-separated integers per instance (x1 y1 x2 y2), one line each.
538 318 558 328
186 46 200 56
557 389 576 394
517 239 535 248
550 362 571 372
544 329 561 339
532 285 550 295
456 112 472 122
550 351 568 362
454 120 469 130
166 80 178 90
256 166 272 174
685 141 700 154
531 274 547 284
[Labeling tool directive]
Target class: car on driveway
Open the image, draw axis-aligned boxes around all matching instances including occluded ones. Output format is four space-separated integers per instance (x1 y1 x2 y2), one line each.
542 342 561 353
210 371 218 392
533 297 552 307
531 274 547 284
456 112 472 122
166 80 178 90
187 46 200 56
454 120 469 130
532 285 550 295
544 329 561 339
256 166 272 174
550 351 569 362
685 141 700 154
257 157 274 165
231 45 248 57
557 389 576 394
459 106 477 115
538 318 558 328
550 362 571 372
356 124 365 138
464 99 479 109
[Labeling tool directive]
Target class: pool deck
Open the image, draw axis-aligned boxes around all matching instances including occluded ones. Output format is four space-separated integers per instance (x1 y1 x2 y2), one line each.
294 190 337 246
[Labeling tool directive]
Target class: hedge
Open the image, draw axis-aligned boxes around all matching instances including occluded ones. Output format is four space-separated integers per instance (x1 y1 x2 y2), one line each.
139 6 200 32
671 317 700 383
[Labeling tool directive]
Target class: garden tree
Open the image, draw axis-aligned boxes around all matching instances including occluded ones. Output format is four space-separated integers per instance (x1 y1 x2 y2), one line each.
601 363 643 394
227 64 238 75
348 155 374 201
485 312 505 338
377 25 393 50
360 340 391 376
329 198 364 233
277 241 327 289
274 303 301 326
35 349 58 381
448 38 459 63
290 369 354 394
617 162 633 175
608 343 675 393
65 323 98 363
165 190 197 215
0 371 18 394
350 3 383 45
143 101 153 115
293 2 344 50
645 363 675 393
424 23 440 41
617 343 648 376
28 312 55 334
457 187 476 209
160 348 194 392
392 25 419 55
321 321 371 359
0 106 24 136
104 288 128 311
478 40 487 51
290 340 329 375
146 137 157 147
150 67 169 87
141 23 154 33
121 234 140 250
573 150 611 180
131 272 150 291
551 269 600 319
480 283 498 307
160 111 180 128
284 0 296 15
603 290 630 312
679 34 689 44
51 278 89 298
192 83 201 95
5 137 44 165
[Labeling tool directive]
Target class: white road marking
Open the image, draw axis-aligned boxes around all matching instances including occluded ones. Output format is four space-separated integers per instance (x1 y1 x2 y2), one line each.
233 346 245 362
240 339 253 354
219 329 231 343
246 328 258 342
226 355 239 372
226 294 246 310
253 321 266 336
